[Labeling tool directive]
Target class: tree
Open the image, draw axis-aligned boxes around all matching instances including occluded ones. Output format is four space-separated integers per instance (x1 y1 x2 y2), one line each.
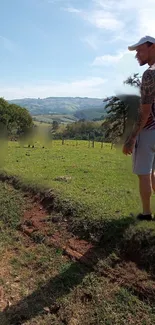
52 120 59 131
103 96 127 142
0 98 33 137
103 73 141 143
124 73 141 88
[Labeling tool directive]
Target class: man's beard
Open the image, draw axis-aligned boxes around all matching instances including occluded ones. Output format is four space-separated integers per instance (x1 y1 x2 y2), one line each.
139 60 147 66
136 57 147 66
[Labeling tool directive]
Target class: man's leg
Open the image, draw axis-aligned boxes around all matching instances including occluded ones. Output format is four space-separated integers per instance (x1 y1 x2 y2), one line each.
151 170 155 192
132 130 155 219
138 174 152 215
151 155 155 191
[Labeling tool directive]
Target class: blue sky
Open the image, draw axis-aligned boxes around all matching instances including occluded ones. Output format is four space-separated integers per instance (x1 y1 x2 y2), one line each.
0 0 155 99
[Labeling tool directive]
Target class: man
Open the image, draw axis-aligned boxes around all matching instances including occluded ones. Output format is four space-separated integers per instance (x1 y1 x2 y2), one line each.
123 35 155 220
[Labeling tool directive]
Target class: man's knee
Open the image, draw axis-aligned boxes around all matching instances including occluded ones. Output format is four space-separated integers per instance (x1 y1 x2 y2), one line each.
138 174 152 195
138 174 151 184
138 174 151 179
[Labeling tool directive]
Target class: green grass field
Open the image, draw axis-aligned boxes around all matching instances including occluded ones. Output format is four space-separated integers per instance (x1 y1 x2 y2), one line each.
2 140 143 220
1 182 155 325
2 139 155 271
1 140 155 324
33 121 52 127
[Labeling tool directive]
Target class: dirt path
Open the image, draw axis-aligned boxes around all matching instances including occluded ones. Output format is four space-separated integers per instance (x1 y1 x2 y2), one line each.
19 197 155 305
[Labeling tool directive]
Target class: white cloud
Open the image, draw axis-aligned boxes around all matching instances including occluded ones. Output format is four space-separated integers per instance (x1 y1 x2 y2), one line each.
44 0 68 3
91 51 144 97
94 0 155 12
67 0 155 92
92 50 128 66
82 10 123 30
64 7 81 13
65 0 155 40
65 6 123 31
138 7 155 36
0 77 106 100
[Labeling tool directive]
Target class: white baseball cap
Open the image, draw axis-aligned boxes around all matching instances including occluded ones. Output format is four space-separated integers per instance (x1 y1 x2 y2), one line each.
128 35 155 51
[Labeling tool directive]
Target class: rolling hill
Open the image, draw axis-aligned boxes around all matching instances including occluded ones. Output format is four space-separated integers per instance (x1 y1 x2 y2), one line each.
9 97 106 121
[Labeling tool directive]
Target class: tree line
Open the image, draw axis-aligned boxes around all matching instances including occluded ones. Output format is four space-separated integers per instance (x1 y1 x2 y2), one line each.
52 120 105 142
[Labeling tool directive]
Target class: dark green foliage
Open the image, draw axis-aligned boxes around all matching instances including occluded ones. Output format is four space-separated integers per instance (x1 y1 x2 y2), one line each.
53 120 105 141
103 74 141 142
0 97 33 137
124 73 141 88
52 120 59 131
103 96 127 142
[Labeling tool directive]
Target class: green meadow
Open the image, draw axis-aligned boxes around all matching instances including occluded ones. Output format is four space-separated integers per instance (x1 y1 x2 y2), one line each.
2 140 142 220
1 140 155 324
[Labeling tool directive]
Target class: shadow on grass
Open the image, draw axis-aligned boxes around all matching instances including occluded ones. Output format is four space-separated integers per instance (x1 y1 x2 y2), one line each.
0 215 137 324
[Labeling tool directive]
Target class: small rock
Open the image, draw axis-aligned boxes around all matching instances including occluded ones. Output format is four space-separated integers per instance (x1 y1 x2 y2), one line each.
6 300 12 307
43 306 50 313
54 176 72 182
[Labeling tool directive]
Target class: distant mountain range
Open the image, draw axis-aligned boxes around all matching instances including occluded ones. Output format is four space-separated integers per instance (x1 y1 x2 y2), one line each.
9 97 106 121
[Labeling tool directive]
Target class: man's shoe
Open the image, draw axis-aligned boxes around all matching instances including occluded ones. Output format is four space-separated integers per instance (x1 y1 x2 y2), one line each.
137 213 153 221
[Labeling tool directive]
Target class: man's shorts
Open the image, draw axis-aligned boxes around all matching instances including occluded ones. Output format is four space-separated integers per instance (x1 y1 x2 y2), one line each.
132 129 155 175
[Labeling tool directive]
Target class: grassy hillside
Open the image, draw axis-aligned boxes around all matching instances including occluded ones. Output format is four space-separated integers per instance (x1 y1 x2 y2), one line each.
74 107 106 120
1 182 155 324
33 114 78 124
9 97 105 117
1 141 155 324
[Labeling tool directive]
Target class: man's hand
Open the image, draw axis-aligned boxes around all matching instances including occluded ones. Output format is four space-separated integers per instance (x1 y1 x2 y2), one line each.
123 137 136 155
